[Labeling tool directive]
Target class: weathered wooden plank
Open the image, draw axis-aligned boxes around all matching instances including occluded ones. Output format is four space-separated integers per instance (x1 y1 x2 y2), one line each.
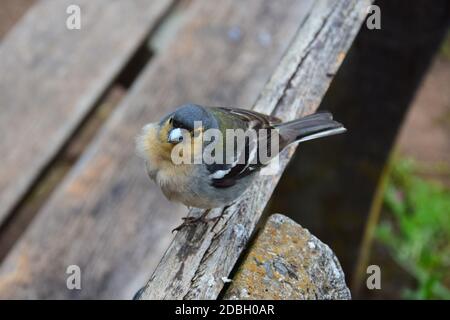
139 0 372 300
0 0 173 227
0 0 315 299
0 0 36 40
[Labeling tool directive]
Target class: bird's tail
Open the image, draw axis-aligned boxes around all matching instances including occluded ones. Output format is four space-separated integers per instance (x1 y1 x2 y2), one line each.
274 111 346 147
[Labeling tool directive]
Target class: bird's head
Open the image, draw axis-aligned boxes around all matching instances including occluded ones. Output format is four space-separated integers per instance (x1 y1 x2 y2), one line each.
136 104 217 164
161 104 217 144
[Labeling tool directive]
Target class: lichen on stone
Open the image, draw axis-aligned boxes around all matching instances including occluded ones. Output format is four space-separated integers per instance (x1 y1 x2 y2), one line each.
224 214 351 300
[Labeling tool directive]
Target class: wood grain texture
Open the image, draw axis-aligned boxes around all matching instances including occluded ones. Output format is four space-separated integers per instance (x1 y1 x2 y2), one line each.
0 0 314 299
139 0 372 300
0 0 173 227
0 0 36 40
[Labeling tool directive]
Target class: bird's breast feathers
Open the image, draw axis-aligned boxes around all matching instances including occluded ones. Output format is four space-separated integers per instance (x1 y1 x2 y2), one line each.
136 121 197 188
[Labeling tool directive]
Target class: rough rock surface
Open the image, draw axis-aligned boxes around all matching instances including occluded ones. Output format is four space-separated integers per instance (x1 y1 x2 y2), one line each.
224 214 351 300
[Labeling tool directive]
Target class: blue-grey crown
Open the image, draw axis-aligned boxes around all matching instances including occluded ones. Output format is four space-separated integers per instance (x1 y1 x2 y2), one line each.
162 103 217 131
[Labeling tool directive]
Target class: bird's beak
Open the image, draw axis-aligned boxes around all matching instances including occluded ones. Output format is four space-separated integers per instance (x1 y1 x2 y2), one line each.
168 128 184 144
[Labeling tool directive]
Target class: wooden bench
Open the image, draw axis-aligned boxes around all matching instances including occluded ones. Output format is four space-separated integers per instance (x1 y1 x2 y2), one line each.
0 0 448 299
0 0 337 299
137 0 372 299
0 0 173 228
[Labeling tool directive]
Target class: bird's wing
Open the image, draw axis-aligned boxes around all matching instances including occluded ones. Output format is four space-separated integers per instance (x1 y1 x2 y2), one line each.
215 106 281 127
205 107 281 188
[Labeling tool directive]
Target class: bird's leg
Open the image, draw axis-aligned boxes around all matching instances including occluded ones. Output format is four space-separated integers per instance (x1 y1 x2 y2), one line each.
202 205 230 223
172 209 211 232
181 208 211 223
172 205 233 232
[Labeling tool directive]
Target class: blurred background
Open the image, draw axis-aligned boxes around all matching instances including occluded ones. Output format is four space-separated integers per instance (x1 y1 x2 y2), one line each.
269 32 450 299
0 0 448 299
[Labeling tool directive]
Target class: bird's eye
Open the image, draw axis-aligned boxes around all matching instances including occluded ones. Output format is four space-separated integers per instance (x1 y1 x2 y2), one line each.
168 128 184 143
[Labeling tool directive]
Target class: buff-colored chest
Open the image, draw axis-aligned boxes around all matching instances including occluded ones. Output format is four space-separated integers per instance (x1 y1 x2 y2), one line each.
137 121 204 202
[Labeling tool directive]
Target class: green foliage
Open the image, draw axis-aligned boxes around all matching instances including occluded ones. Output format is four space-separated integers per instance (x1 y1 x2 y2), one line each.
441 31 450 60
376 158 450 299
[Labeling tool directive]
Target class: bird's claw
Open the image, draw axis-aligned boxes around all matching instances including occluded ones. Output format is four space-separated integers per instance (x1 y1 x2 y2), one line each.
171 217 203 233
171 214 222 233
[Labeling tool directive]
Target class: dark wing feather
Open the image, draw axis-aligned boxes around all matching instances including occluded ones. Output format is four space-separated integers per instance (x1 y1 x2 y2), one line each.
207 107 281 188
216 107 281 127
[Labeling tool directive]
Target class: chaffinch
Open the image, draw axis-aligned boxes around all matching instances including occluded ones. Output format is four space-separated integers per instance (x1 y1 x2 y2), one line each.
136 103 345 229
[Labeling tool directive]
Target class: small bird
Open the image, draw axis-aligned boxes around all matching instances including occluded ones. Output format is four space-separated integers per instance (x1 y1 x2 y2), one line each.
136 103 345 230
